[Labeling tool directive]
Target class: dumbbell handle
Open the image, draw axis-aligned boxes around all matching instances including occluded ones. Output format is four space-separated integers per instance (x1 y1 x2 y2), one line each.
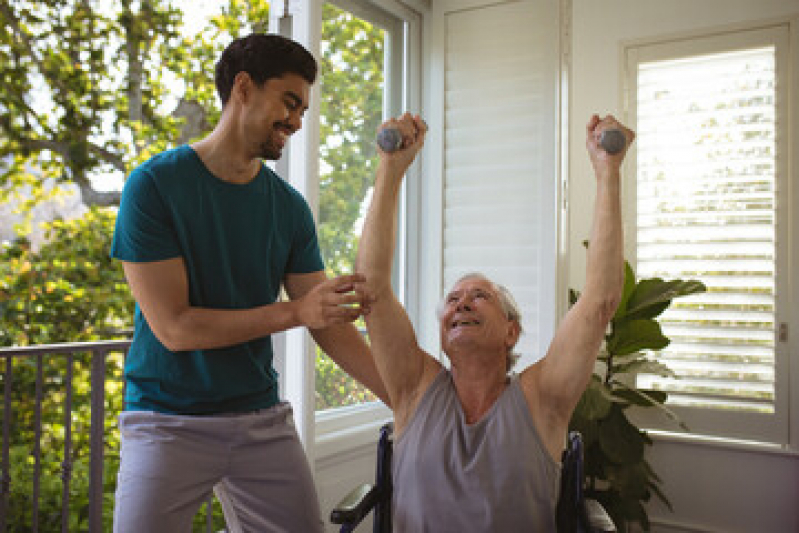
599 129 626 155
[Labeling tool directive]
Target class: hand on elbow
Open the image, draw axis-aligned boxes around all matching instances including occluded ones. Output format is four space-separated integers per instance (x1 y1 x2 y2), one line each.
295 274 374 330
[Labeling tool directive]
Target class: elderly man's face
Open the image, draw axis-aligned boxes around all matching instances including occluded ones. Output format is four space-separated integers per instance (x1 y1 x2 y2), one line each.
439 277 519 358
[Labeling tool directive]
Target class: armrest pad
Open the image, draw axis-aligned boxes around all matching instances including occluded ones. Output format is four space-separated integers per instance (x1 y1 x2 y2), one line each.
330 483 379 525
585 498 616 532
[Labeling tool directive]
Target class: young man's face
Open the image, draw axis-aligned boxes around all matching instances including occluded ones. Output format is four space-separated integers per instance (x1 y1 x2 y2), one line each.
239 72 310 161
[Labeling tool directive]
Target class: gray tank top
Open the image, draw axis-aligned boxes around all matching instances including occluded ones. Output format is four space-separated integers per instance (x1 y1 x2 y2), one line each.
392 369 560 532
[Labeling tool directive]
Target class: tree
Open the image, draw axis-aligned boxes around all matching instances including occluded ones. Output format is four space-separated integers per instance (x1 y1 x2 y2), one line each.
0 0 276 206
0 209 128 530
1 2 263 529
1 0 389 527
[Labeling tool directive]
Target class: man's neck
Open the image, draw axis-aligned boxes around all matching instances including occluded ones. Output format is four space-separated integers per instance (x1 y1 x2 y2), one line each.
450 354 508 424
191 123 261 184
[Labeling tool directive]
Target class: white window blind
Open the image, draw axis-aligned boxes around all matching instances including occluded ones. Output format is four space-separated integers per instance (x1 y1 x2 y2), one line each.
629 26 791 442
442 0 559 366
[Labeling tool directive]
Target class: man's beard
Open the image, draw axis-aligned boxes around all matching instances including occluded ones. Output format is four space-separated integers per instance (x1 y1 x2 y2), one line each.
258 141 282 161
258 123 289 160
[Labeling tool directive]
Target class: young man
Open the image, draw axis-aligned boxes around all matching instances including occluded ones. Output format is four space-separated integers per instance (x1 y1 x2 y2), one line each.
356 113 633 530
111 34 387 532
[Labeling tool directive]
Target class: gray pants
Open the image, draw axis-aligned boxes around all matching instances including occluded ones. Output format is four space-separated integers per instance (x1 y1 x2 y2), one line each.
113 402 324 533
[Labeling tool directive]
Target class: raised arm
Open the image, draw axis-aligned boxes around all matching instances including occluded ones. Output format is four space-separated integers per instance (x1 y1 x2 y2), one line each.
521 115 634 453
356 114 440 430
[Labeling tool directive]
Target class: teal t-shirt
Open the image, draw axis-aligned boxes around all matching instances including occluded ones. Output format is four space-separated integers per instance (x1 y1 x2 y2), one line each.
111 145 324 414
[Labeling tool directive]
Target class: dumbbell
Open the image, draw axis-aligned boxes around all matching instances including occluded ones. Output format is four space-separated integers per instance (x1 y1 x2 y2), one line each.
376 120 428 153
599 129 626 155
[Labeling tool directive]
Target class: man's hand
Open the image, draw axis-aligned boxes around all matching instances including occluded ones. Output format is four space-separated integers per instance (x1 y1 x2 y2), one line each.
293 273 373 329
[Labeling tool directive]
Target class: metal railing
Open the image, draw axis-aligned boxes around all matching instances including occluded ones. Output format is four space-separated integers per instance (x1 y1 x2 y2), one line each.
0 340 219 532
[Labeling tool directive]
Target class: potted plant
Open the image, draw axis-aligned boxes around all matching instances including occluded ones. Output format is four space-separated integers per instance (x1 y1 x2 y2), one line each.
569 259 706 532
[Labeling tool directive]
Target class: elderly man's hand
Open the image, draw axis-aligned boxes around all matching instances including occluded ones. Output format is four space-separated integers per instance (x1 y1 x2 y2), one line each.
377 113 428 175
586 114 635 176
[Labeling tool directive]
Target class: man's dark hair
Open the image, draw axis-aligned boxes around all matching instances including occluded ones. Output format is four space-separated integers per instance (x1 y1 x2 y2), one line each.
215 34 318 106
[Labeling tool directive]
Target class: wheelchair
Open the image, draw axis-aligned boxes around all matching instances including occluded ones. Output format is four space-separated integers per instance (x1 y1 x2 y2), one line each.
330 423 616 533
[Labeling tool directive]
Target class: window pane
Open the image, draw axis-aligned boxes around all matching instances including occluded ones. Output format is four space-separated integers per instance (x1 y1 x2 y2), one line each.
634 47 777 413
315 2 387 410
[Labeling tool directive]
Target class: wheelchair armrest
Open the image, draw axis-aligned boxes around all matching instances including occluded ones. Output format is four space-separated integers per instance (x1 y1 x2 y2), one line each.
330 482 380 525
584 498 616 533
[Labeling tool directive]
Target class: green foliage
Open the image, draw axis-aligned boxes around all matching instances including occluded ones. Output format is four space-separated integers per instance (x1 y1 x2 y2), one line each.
314 3 385 408
318 2 385 276
0 206 132 530
0 0 184 200
0 207 132 346
316 345 377 411
0 0 274 205
1 1 389 529
569 261 706 532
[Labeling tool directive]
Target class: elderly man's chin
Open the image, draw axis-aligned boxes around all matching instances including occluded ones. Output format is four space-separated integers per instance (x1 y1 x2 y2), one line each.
443 329 481 350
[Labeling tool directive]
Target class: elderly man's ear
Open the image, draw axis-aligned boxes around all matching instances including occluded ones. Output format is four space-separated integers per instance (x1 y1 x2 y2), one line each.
505 321 522 351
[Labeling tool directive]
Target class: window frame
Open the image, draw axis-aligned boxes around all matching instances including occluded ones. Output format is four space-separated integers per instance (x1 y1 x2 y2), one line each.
269 0 423 453
622 21 796 446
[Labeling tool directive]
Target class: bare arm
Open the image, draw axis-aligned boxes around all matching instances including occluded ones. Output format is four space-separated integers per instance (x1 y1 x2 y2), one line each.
283 270 391 406
521 115 634 454
356 114 440 430
122 258 367 352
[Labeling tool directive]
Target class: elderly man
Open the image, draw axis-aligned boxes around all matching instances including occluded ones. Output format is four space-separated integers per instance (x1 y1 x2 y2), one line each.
356 113 633 531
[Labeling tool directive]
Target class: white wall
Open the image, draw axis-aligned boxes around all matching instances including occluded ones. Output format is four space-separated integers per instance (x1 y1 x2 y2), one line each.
568 1 799 531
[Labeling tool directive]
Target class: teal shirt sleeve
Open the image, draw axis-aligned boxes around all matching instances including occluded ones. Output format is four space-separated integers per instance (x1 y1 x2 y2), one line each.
286 186 325 274
111 167 182 262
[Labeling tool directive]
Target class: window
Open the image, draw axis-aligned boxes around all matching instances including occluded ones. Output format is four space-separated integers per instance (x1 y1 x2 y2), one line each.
315 0 405 412
626 25 792 443
437 0 560 367
268 0 418 445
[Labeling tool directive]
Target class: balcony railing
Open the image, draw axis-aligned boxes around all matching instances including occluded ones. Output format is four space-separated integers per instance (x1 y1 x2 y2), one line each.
0 340 218 532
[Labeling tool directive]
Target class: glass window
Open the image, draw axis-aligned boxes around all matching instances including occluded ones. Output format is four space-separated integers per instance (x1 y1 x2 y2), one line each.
315 1 402 411
627 25 791 442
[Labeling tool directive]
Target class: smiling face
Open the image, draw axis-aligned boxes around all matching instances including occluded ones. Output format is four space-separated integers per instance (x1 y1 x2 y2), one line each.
439 276 520 361
236 72 310 161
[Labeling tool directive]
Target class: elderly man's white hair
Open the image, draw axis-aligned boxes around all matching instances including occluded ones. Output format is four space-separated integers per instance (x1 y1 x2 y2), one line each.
437 272 523 371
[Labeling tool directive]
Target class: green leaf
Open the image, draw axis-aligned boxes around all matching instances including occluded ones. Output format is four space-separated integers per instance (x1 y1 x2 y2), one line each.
598 405 645 464
569 406 599 448
623 278 707 321
648 481 673 511
568 288 580 307
611 380 689 430
613 359 676 378
612 261 637 320
575 377 613 420
607 319 670 356
611 387 667 406
607 461 650 500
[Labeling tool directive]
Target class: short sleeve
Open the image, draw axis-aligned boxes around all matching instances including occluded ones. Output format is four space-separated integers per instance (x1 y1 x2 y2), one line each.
111 168 182 262
287 194 325 274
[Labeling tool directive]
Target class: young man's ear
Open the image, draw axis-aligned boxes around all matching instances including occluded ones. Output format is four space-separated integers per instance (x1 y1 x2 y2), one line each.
232 72 253 103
